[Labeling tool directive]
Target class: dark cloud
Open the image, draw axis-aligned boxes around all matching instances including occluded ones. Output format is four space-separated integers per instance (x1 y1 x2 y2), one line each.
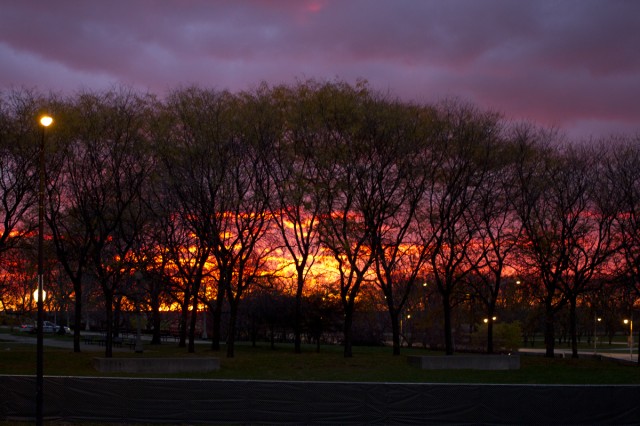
1 0 638 140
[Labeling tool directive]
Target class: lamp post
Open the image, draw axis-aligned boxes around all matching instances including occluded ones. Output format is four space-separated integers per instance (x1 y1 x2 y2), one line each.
134 271 144 354
36 114 52 426
202 280 208 340
593 316 601 355
484 316 497 354
624 319 633 360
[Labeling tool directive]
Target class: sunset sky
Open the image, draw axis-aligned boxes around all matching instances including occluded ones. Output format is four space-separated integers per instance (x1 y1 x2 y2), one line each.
1 0 638 141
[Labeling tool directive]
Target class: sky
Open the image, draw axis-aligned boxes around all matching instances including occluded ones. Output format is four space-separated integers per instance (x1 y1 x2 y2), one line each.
1 0 639 141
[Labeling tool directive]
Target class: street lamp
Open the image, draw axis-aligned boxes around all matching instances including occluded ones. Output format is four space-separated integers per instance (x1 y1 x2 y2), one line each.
202 280 208 340
623 319 633 360
33 288 47 302
483 316 498 354
134 271 144 354
593 316 601 355
36 114 52 426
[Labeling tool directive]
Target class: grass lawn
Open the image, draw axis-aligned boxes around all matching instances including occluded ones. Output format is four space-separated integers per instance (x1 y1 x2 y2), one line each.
1 332 639 384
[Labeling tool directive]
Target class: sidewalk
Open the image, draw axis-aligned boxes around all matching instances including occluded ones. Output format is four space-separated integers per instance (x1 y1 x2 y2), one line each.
518 347 639 364
1 329 128 352
1 327 206 352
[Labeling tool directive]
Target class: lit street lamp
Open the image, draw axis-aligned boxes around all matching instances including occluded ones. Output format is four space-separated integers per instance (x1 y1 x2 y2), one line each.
484 316 497 354
134 271 144 354
33 288 47 304
36 114 52 426
623 319 633 360
593 316 601 355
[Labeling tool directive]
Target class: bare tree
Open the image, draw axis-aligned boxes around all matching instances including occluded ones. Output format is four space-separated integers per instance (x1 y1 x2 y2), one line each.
604 136 640 364
215 87 277 358
510 125 601 358
556 145 619 358
48 89 154 357
467 137 521 353
417 101 501 355
158 87 233 352
263 82 323 354
44 95 97 352
0 89 42 316
366 100 433 356
159 87 276 357
313 81 379 358
0 89 43 247
511 126 567 358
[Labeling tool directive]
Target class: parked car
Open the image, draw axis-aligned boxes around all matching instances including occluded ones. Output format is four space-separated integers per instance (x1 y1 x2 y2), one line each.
18 321 71 334
18 323 35 333
41 321 71 334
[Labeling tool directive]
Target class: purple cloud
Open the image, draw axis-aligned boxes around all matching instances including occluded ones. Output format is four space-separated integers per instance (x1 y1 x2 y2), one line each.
1 0 638 140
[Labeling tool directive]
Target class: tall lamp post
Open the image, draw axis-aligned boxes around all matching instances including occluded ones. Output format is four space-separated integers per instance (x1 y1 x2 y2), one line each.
593 316 601 355
36 114 52 426
623 319 633 361
134 271 144 354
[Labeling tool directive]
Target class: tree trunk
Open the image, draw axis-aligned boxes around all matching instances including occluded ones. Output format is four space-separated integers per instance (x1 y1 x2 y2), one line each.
487 302 496 354
343 307 354 358
569 297 579 359
188 295 199 353
211 281 224 351
226 301 238 358
270 323 276 349
73 283 82 353
487 320 494 354
150 285 162 345
544 301 555 358
178 296 189 348
442 293 454 355
104 289 113 358
294 273 304 354
390 309 401 356
113 297 122 338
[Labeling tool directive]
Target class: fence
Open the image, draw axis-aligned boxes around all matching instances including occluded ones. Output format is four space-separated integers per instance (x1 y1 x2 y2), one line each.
1 375 639 424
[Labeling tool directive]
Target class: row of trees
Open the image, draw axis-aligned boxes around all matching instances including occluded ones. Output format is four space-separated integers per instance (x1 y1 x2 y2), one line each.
0 81 638 360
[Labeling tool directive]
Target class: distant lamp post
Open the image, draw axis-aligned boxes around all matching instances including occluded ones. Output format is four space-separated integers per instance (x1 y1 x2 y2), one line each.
484 316 498 354
623 319 633 360
201 280 208 340
134 271 144 354
36 114 52 426
33 288 47 303
40 115 53 127
593 316 602 355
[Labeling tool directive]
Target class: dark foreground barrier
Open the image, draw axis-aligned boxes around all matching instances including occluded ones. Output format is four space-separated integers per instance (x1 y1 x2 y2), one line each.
1 375 639 425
